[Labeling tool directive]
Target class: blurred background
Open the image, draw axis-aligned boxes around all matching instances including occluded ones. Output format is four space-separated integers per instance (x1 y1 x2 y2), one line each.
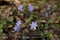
0 0 60 40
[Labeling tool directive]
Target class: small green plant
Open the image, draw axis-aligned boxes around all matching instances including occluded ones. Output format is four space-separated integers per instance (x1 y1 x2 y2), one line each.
44 24 48 29
0 19 6 24
40 0 46 3
0 19 7 33
58 16 60 20
8 17 14 24
48 19 54 23
0 23 3 29
46 32 52 39
38 23 41 29
56 24 60 28
0 23 3 34
57 4 60 8
51 4 57 11
41 32 45 38
0 29 3 34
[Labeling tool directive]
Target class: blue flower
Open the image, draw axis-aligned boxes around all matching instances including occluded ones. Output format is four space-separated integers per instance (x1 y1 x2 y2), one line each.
13 20 22 32
28 5 34 11
16 20 22 27
18 5 23 11
45 12 49 17
29 21 38 30
13 25 20 32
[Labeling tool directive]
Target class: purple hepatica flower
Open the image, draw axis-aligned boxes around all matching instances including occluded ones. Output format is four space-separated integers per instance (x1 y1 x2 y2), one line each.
13 25 20 32
28 5 34 11
18 5 23 11
29 21 38 30
45 12 49 17
16 20 22 27
13 20 22 32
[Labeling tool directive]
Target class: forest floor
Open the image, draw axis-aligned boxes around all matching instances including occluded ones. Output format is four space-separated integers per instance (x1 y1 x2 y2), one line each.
0 0 60 40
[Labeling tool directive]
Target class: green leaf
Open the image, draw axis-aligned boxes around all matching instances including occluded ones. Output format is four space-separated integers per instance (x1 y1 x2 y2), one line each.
41 32 45 38
0 29 3 33
45 24 48 29
56 24 60 28
0 20 6 24
9 17 13 22
31 14 35 17
9 17 14 24
48 19 54 23
51 4 57 11
58 16 60 20
46 32 52 38
41 0 46 2
0 23 3 29
57 4 60 8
